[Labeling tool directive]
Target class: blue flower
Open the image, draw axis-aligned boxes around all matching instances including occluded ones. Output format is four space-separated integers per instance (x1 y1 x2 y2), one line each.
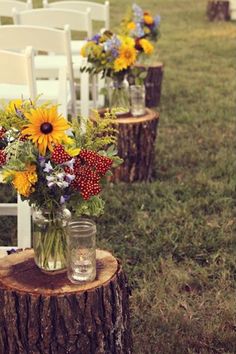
43 160 53 173
132 3 143 20
39 156 46 167
133 22 145 38
91 34 101 44
60 195 70 204
154 15 161 28
104 35 121 55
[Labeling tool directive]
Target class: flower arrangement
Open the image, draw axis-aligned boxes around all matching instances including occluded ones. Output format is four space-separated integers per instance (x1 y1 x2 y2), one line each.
0 99 121 270
0 99 120 215
80 30 137 81
125 3 161 46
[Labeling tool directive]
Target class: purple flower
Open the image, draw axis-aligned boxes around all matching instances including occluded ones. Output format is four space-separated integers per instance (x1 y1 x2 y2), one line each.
154 15 161 28
91 34 101 44
60 195 70 204
43 161 53 173
63 158 75 169
132 3 143 21
133 22 145 38
65 173 75 183
39 156 46 167
104 35 121 53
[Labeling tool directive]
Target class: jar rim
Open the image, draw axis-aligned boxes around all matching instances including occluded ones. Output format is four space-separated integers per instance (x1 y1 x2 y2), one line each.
69 218 96 236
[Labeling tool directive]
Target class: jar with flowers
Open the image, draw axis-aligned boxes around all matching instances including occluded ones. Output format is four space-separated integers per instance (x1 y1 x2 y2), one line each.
0 99 122 273
81 31 137 115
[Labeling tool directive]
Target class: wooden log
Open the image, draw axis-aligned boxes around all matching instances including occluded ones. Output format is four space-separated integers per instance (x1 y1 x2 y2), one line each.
128 62 164 108
0 249 132 354
112 109 159 183
207 0 230 21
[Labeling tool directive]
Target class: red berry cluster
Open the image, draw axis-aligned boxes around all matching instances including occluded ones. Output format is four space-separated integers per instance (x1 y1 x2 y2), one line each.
71 165 101 200
51 145 71 164
0 150 6 166
79 150 113 176
51 145 113 200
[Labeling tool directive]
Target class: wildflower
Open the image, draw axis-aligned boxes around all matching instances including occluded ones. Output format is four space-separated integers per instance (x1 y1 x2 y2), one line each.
22 107 70 156
139 38 154 54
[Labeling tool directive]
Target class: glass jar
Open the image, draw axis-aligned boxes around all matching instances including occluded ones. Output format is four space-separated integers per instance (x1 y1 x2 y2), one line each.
109 76 130 115
130 85 146 116
67 219 96 283
32 207 71 273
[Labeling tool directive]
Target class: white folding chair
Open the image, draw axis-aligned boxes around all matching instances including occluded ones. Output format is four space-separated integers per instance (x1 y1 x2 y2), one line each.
43 0 109 108
43 1 110 41
13 7 92 116
0 0 32 24
0 47 35 255
230 0 236 19
0 24 76 116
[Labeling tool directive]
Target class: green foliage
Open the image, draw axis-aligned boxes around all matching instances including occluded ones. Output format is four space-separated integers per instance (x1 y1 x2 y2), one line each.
71 109 118 151
73 195 105 217
4 140 37 171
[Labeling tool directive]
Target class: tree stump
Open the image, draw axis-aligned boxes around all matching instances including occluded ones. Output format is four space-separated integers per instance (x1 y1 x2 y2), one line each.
128 62 164 108
207 0 230 21
0 249 132 354
112 109 159 183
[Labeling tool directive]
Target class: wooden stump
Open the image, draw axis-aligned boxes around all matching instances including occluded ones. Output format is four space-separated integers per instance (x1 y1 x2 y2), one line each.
128 63 164 108
0 249 132 354
207 0 230 21
112 109 159 183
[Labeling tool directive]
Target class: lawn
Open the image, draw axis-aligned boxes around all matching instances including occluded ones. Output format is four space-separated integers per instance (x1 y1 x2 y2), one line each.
1 0 236 353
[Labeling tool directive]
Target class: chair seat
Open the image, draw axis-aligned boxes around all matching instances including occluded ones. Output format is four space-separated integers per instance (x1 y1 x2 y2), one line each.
0 79 71 104
35 54 85 76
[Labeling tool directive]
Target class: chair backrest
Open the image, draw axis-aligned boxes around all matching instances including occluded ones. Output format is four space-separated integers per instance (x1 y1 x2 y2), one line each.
13 7 92 37
43 0 110 30
0 23 76 110
0 45 36 98
0 0 32 17
0 46 35 249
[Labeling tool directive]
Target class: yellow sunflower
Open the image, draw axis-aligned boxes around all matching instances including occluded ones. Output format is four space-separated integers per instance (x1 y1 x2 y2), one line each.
127 21 136 31
4 165 38 197
139 38 154 55
143 13 154 25
22 106 70 156
114 44 136 72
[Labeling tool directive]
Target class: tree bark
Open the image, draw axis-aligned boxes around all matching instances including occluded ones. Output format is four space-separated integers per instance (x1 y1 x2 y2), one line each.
0 249 132 354
207 0 230 21
112 109 159 182
128 62 164 108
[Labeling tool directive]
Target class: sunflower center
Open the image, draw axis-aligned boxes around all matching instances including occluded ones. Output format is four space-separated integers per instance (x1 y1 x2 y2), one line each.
40 122 53 134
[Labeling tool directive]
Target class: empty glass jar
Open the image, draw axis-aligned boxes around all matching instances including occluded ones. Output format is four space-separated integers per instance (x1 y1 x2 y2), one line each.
67 219 96 283
130 85 146 116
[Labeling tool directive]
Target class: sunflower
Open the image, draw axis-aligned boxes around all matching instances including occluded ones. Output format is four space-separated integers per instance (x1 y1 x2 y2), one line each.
22 106 70 156
139 38 154 55
114 44 136 72
143 13 154 25
4 165 38 197
127 21 136 31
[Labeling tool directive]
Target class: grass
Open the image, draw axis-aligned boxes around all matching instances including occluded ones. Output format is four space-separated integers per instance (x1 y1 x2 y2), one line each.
1 0 236 352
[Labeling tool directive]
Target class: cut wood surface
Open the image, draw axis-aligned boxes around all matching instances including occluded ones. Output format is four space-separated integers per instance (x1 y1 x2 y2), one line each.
0 249 132 353
207 0 230 20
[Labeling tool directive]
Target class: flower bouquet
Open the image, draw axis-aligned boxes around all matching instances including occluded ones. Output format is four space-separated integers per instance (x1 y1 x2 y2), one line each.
0 99 121 272
81 30 140 113
120 3 161 85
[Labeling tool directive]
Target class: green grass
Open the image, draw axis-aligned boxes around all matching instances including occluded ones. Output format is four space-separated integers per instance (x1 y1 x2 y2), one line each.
1 0 236 352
